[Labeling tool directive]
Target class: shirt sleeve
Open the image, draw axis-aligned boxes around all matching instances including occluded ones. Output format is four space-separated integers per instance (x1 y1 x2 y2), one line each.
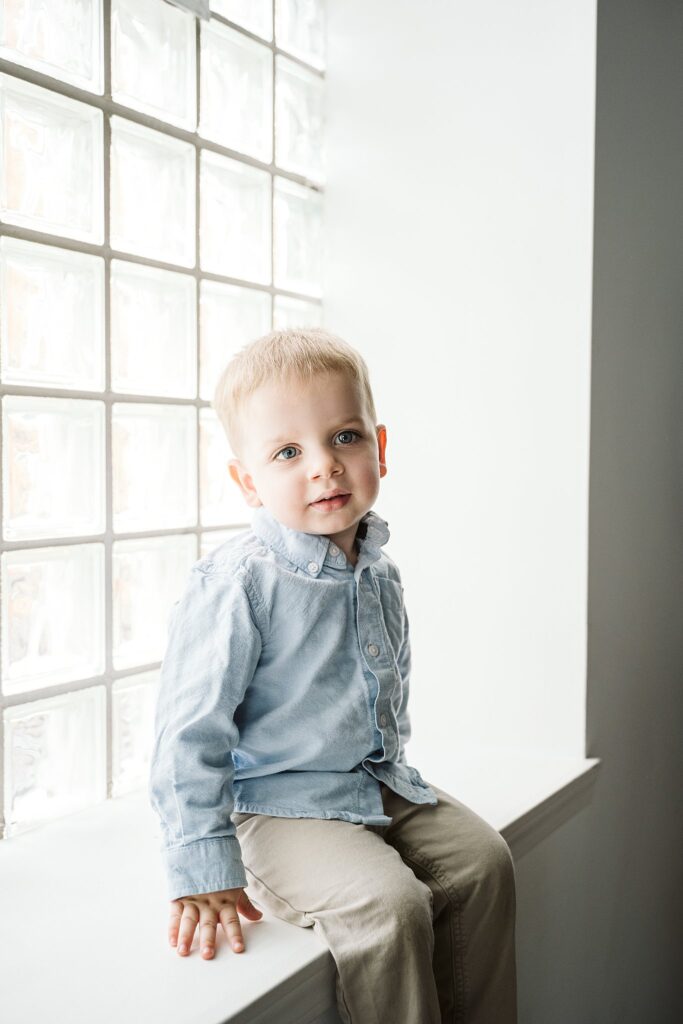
395 598 412 764
148 563 263 901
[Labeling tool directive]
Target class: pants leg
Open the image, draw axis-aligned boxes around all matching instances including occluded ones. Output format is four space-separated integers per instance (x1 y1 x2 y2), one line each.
233 778 517 1024
379 780 518 1024
233 810 442 1024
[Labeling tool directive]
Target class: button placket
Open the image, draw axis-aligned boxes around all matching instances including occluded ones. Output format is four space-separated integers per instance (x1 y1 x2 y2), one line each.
357 570 400 760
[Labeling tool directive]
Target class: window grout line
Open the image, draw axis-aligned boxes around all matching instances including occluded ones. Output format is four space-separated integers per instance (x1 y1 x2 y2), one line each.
0 307 4 835
209 8 325 78
0 222 323 301
271 0 276 320
1 523 249 550
195 11 202 554
103 0 114 802
2 665 164 711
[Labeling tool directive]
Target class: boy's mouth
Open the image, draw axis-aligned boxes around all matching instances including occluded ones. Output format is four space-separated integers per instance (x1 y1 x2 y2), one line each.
310 493 351 511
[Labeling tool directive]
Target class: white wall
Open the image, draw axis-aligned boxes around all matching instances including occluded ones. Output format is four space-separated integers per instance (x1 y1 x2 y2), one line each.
323 0 597 756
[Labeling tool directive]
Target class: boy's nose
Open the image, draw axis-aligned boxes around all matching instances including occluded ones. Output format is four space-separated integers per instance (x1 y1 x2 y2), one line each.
307 450 344 478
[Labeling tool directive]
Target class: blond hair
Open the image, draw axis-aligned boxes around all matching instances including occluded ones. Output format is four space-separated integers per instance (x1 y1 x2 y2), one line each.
212 326 378 461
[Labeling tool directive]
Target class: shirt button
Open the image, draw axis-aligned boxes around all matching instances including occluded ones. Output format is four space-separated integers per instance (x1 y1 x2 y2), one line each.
367 643 380 657
307 561 319 574
329 544 339 556
379 713 389 727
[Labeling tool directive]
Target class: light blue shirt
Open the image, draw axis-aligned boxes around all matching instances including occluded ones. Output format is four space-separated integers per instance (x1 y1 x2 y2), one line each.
148 505 437 900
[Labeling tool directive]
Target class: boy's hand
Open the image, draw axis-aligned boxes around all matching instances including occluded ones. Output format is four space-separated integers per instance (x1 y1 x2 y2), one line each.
169 887 263 958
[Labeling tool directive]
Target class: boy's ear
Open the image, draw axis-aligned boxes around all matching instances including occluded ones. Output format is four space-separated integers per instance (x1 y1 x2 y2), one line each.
227 458 263 508
376 424 388 478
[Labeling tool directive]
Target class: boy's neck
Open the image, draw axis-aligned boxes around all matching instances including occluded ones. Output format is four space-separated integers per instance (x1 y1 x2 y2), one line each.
329 518 367 569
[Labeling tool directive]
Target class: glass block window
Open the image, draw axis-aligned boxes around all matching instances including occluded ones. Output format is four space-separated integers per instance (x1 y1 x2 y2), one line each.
0 0 325 839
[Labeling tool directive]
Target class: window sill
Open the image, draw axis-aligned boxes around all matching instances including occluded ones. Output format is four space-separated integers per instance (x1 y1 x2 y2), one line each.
0 753 600 1024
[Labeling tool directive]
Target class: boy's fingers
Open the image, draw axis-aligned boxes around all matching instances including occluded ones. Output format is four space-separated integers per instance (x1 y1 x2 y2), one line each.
176 902 199 956
198 907 219 959
169 892 255 957
237 891 263 920
168 900 183 946
219 905 245 953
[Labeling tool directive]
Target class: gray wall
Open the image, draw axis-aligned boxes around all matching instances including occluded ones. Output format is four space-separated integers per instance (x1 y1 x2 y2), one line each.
515 2 683 1021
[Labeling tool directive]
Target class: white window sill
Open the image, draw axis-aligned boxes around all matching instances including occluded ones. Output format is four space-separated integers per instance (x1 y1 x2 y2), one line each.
0 753 600 1024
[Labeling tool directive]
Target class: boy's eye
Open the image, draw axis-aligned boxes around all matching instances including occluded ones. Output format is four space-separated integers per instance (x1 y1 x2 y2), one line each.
275 446 298 461
336 430 360 445
273 430 361 461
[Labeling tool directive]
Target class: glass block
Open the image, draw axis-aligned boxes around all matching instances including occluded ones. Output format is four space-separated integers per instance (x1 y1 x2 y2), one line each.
0 236 105 392
211 1 272 40
273 175 322 296
111 260 196 398
112 533 197 670
111 0 196 131
200 525 247 559
112 402 197 533
275 0 325 70
2 396 105 541
199 407 250 526
200 150 271 283
0 0 104 94
0 73 103 243
200 19 272 162
112 669 159 798
110 115 195 267
275 55 324 184
199 280 270 401
1 543 104 697
3 686 106 837
273 294 322 329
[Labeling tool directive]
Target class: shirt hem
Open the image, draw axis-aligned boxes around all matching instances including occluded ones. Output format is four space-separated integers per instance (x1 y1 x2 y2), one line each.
233 801 392 826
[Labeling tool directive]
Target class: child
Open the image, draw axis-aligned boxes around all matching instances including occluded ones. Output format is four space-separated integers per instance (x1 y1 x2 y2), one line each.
148 327 518 1023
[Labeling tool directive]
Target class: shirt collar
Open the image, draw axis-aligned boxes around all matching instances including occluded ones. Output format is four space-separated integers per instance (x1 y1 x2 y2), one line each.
250 505 390 577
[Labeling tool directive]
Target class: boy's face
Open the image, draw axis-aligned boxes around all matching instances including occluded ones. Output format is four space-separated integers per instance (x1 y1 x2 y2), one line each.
227 370 387 561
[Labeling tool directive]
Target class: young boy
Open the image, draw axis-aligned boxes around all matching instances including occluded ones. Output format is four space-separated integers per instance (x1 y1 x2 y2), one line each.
148 327 518 1024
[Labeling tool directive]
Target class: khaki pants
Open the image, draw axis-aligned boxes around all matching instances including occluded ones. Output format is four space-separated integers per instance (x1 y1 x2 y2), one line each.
233 780 517 1024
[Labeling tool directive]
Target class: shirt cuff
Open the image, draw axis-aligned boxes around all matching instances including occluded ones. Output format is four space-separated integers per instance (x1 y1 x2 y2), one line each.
162 836 248 901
